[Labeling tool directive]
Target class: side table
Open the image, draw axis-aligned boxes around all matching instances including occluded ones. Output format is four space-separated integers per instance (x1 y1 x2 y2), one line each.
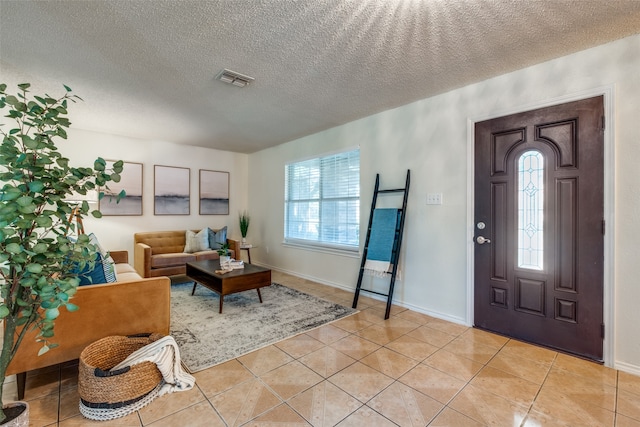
239 244 254 264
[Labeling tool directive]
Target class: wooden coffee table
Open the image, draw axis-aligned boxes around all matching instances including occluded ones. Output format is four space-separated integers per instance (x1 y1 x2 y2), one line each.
186 260 271 313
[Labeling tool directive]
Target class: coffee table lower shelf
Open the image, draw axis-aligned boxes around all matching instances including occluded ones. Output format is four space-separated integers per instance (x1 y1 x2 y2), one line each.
186 260 272 313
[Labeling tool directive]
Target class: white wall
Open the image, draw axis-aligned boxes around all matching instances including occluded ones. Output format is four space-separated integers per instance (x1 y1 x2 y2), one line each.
247 34 640 372
59 128 249 257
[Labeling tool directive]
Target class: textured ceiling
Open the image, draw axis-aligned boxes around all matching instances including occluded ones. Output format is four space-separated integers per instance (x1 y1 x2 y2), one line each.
1 1 640 153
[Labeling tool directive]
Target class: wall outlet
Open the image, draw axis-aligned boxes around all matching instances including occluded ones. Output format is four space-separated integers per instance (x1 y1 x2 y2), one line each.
426 193 443 205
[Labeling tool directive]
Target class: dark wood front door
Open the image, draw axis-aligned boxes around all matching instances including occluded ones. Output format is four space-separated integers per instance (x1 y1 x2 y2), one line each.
474 96 604 361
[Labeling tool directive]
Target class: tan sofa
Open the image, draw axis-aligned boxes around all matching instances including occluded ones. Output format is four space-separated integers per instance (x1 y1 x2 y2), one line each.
7 251 171 400
134 229 239 278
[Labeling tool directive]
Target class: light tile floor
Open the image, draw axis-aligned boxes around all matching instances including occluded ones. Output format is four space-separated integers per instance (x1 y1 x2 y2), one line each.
4 271 640 426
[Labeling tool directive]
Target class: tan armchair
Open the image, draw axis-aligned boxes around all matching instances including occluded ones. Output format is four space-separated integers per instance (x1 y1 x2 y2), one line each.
6 251 171 400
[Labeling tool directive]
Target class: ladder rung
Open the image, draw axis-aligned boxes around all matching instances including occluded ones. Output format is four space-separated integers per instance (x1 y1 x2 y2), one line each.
378 188 405 194
359 289 390 297
358 268 392 276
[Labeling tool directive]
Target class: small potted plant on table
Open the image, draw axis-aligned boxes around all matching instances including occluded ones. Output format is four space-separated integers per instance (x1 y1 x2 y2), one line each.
217 242 231 270
239 211 250 245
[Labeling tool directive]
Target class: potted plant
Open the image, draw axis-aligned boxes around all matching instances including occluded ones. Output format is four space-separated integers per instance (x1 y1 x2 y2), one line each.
0 83 124 424
239 211 250 245
216 242 231 269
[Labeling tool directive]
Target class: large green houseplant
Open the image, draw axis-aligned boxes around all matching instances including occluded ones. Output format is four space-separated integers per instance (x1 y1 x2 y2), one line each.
0 83 123 423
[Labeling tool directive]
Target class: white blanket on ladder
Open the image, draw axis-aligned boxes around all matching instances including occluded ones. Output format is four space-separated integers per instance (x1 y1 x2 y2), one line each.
112 335 195 396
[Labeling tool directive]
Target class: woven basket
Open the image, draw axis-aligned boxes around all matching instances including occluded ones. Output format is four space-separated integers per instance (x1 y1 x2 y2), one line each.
78 334 163 413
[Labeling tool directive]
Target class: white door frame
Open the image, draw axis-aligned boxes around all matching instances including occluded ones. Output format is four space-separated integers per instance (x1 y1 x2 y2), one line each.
466 85 615 366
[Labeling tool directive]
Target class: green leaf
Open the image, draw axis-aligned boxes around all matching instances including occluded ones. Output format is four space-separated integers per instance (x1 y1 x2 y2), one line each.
0 305 9 319
16 196 34 206
94 158 106 171
22 135 38 149
41 329 54 338
91 210 102 218
63 84 72 92
45 307 60 320
6 242 21 254
65 303 79 312
1 187 22 201
33 242 48 253
35 216 53 227
28 181 45 193
17 83 31 91
26 263 43 274
16 298 30 307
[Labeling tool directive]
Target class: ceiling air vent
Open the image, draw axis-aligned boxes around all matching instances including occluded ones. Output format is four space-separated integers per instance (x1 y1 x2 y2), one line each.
216 69 255 87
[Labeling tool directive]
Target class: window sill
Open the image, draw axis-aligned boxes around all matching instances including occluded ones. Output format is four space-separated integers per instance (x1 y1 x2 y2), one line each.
282 241 360 258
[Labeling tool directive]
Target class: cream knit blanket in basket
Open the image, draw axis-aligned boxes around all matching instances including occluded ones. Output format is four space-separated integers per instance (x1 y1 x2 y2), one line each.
112 335 195 396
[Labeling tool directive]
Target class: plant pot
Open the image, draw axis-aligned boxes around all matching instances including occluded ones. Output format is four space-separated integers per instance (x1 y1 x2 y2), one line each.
219 255 231 269
1 401 29 427
241 237 247 245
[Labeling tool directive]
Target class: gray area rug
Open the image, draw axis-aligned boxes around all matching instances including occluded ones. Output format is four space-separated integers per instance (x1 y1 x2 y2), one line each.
170 282 358 373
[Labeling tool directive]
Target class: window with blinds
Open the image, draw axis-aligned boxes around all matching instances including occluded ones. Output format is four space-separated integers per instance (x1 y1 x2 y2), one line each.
284 149 360 250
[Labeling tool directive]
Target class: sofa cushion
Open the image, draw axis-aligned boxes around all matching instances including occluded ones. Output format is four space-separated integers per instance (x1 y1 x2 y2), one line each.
151 253 196 268
194 250 220 261
115 263 138 276
208 226 227 250
184 229 210 253
116 270 144 282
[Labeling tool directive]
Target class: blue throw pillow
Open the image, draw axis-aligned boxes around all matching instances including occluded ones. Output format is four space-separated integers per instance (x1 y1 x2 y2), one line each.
208 226 227 249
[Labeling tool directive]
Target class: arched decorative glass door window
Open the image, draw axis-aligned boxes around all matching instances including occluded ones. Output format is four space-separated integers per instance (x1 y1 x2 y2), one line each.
517 150 544 270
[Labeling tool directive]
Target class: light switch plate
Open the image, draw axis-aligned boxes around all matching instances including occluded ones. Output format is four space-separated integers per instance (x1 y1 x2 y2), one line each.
426 193 443 205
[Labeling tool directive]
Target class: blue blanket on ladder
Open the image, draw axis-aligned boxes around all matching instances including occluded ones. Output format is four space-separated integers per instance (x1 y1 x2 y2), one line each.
365 208 399 276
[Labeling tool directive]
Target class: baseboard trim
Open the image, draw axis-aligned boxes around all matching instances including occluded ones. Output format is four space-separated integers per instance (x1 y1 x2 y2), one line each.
614 360 640 376
261 263 468 327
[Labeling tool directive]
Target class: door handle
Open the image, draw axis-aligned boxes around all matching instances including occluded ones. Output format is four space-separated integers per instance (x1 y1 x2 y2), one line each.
476 236 491 244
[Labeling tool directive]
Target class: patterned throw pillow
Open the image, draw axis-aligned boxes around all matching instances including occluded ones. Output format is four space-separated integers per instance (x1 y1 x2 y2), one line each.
87 232 107 257
102 255 118 282
184 229 210 253
75 252 118 286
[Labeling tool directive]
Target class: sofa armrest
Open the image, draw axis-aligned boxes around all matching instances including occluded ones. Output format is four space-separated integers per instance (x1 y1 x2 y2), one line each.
109 250 129 264
134 242 152 277
227 238 240 259
7 276 171 377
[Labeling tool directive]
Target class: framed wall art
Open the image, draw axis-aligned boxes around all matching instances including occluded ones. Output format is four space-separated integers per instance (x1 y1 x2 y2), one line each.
154 165 190 215
100 161 143 216
199 169 229 215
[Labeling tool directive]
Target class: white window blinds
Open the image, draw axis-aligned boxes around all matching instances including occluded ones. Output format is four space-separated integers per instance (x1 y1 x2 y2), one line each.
285 149 360 249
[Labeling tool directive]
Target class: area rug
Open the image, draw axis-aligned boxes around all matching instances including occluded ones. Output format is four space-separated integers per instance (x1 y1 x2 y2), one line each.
170 282 358 373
